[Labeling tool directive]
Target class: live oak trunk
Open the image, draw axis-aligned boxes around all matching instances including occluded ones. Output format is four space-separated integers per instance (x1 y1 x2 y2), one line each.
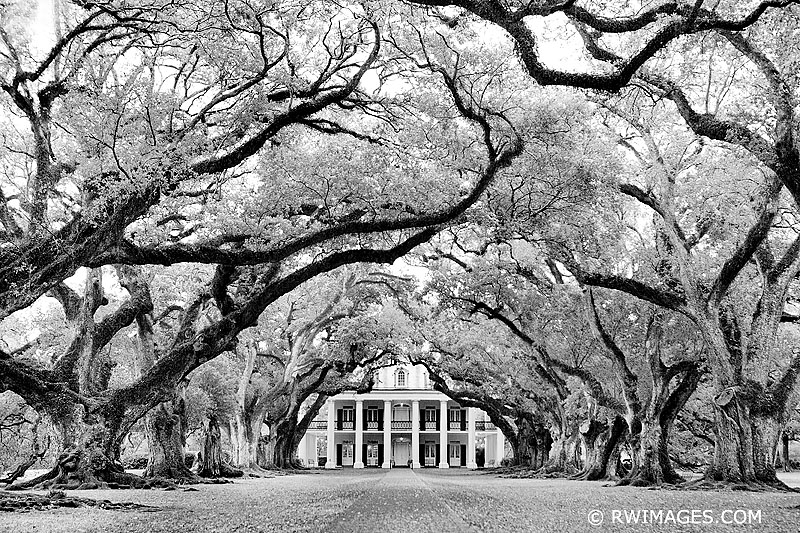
10 414 161 490
539 425 581 475
272 431 299 469
626 421 679 486
230 407 269 470
263 413 303 469
750 413 784 485
262 375 329 469
256 436 269 467
699 326 790 488
621 324 703 487
781 433 791 472
136 278 197 482
572 416 626 481
509 417 538 468
229 341 271 471
533 425 553 470
9 266 164 491
193 415 242 479
694 255 800 489
143 388 196 481
627 375 702 486
507 416 551 469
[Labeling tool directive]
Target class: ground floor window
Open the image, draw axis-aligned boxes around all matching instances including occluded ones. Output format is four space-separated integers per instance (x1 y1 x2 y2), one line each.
342 441 353 466
449 443 461 467
366 443 380 466
424 442 437 466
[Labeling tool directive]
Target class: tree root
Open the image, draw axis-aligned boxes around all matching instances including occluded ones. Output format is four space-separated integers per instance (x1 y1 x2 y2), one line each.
569 468 616 482
0 490 159 513
8 450 178 491
247 461 313 476
662 477 799 493
490 466 569 479
144 462 201 485
537 464 579 478
272 459 312 472
615 471 685 488
191 451 243 480
238 464 277 478
195 462 242 480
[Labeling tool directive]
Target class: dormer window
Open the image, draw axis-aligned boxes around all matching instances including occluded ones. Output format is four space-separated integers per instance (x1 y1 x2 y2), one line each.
395 369 407 388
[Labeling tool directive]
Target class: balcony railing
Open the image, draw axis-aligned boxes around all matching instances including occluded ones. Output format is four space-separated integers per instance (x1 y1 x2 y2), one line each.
310 417 490 432
309 420 327 430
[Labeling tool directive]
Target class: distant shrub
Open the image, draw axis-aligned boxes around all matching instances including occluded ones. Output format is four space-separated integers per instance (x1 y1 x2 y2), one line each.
121 453 149 469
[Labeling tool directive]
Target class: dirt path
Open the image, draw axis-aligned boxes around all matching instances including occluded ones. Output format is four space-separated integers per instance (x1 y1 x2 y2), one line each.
327 468 476 532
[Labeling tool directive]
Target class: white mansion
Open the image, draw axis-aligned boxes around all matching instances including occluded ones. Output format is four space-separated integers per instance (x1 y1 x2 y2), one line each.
297 364 506 469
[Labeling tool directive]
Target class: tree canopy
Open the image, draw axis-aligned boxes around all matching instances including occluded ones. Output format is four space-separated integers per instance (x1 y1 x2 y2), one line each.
2 0 800 493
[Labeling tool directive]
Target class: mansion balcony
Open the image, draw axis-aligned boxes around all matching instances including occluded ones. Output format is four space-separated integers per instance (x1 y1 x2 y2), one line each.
312 418 497 432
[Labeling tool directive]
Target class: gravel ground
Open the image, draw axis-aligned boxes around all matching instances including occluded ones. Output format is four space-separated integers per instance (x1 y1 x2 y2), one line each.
2 469 799 533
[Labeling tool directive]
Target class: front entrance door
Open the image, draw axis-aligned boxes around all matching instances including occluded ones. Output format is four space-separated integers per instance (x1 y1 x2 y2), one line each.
424 442 437 467
393 440 410 467
449 443 461 467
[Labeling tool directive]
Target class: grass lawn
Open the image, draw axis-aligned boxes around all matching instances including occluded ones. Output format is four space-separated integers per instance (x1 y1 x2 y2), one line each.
1 468 798 532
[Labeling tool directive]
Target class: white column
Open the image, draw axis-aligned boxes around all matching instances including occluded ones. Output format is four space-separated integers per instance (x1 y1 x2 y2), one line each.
411 400 420 468
298 433 308 467
438 400 449 468
496 427 505 466
382 400 392 468
326 399 336 469
310 436 318 467
354 399 364 468
467 407 477 469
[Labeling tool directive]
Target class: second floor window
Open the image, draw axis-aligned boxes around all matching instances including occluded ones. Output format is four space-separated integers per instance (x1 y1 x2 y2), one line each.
396 369 406 388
